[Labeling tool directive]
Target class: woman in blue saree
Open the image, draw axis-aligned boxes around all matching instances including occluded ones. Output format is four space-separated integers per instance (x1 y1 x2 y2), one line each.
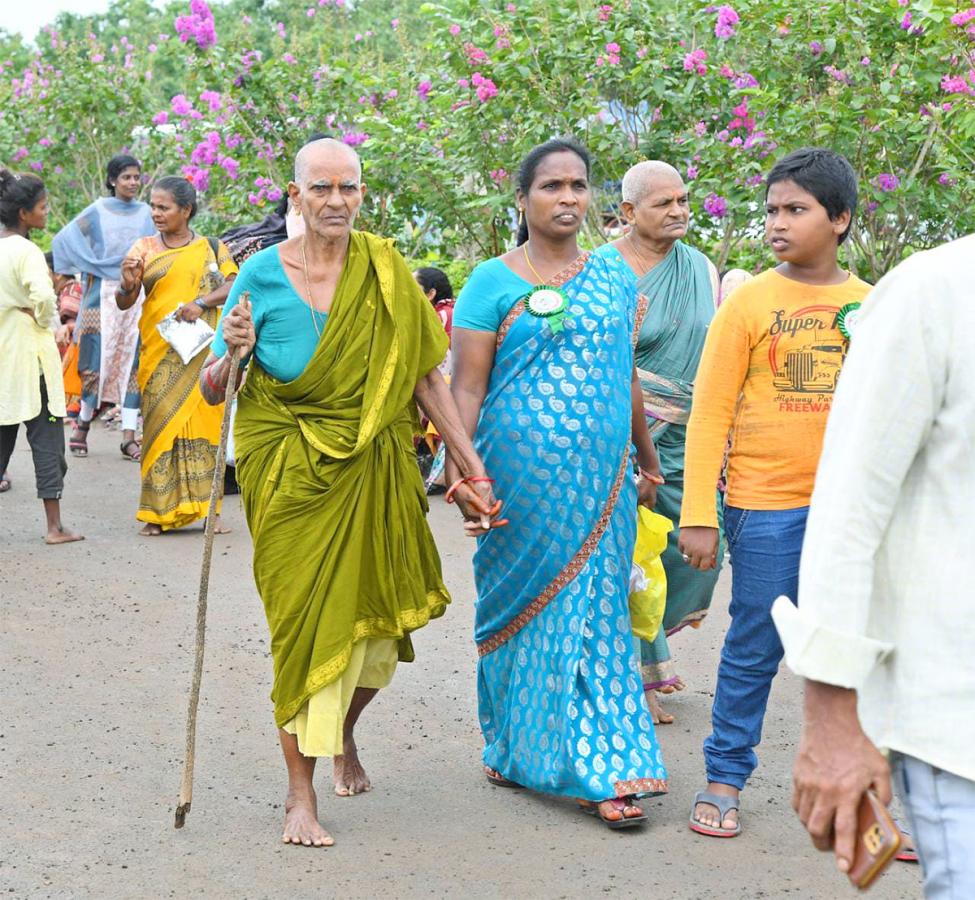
52 154 154 460
594 161 724 725
450 139 668 828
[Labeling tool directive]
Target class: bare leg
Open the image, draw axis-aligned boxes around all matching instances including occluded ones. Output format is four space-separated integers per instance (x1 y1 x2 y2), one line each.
279 729 333 847
645 687 675 725
43 499 83 544
139 523 163 536
333 686 378 797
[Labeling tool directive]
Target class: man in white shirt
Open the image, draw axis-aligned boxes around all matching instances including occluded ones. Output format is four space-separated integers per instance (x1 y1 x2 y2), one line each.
772 234 974 899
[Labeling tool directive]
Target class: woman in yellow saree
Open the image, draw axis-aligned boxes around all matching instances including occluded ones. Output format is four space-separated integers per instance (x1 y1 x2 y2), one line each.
116 177 237 534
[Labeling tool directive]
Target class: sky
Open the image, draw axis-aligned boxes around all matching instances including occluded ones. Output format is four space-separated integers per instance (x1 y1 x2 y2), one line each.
2 0 114 41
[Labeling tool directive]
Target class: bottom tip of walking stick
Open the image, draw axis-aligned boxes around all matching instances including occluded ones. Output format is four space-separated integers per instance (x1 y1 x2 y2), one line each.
174 802 191 829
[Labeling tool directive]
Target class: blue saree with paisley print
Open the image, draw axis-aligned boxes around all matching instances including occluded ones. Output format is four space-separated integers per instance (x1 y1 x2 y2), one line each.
456 250 668 802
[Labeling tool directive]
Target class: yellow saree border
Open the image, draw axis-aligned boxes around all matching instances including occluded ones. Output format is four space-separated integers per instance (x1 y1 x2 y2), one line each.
274 589 450 726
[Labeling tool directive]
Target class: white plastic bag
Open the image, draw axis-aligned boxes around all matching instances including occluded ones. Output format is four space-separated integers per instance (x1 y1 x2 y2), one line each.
156 311 215 365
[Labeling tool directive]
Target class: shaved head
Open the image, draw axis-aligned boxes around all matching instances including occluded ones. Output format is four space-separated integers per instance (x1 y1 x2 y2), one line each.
621 160 684 206
293 138 362 184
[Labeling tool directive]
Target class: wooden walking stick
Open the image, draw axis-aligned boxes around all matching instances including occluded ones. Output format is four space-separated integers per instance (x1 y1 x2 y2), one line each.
174 294 249 829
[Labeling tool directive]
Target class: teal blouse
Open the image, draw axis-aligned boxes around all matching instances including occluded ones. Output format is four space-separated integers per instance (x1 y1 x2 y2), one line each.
212 244 328 383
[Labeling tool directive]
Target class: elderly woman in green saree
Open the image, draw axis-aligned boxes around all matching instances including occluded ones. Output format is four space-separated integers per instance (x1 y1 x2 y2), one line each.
200 139 500 848
595 160 724 725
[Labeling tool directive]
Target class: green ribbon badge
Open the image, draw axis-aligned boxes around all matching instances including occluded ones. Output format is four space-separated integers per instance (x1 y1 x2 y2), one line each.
525 285 572 334
837 302 862 341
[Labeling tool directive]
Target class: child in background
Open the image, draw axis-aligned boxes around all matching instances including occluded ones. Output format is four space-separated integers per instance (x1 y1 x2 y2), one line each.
679 148 871 837
45 252 83 418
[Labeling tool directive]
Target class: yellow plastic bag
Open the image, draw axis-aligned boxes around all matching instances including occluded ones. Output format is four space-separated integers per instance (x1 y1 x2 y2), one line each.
629 508 673 643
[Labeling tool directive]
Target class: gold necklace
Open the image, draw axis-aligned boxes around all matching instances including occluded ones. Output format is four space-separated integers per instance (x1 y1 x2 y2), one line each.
299 239 324 338
522 244 550 285
626 232 653 276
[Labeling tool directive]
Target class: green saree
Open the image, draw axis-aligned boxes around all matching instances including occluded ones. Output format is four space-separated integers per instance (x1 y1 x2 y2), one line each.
234 232 450 728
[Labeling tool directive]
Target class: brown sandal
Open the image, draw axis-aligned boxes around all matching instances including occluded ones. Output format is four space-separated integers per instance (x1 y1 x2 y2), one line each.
578 797 648 830
69 420 90 457
120 439 141 461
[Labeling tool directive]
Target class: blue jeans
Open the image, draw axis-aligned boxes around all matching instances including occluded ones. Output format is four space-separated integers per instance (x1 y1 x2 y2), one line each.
894 754 975 899
703 505 808 790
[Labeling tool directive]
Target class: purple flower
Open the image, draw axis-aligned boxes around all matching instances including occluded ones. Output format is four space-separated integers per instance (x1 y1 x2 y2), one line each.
417 80 432 101
91 53 104 63
714 5 740 39
703 193 728 218
175 0 216 49
809 41 823 57
171 94 193 115
694 121 707 136
200 90 222 111
733 72 758 89
152 111 169 125
686 165 698 180
342 131 369 147
39 137 51 147
875 173 900 192
938 173 957 186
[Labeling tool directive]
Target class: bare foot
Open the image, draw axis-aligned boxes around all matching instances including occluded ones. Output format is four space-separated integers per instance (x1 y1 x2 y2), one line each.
45 525 84 545
692 782 739 832
139 523 163 536
210 515 232 534
282 789 333 847
645 688 675 725
333 739 371 796
657 675 686 695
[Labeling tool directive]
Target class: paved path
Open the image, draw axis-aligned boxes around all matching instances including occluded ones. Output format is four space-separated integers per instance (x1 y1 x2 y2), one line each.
1 431 919 899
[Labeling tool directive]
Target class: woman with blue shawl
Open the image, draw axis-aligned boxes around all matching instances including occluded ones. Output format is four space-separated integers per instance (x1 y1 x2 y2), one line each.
595 161 723 725
52 154 154 460
450 139 668 828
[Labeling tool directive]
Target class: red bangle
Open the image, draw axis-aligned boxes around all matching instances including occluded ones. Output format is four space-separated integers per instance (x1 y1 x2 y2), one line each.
204 363 222 395
445 476 495 504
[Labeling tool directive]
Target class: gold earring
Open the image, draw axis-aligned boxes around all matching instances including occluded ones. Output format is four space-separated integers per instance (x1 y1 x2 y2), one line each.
292 203 301 216
517 207 524 226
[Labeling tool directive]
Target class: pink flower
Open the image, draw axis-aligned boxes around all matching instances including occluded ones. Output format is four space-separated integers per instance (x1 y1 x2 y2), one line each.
941 73 975 95
152 111 169 125
597 5 612 21
875 173 899 192
861 56 871 66
449 24 461 36
714 5 739 39
703 193 728 217
686 165 698 180
92 53 104 63
472 71 498 102
307 8 316 16
39 137 52 147
636 47 648 58
171 94 193 115
489 168 508 185
391 18 399 29
200 90 222 111
283 53 297 64
824 65 850 84
938 173 957 186
417 80 432 101
694 121 707 136
175 0 217 49
342 132 369 147
506 3 517 11
683 48 707 76
464 42 488 64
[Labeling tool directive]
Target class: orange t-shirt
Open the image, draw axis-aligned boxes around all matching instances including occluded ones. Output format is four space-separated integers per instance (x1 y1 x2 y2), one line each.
681 269 872 527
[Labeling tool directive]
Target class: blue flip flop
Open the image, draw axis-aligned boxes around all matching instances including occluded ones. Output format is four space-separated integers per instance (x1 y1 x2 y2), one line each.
689 790 741 837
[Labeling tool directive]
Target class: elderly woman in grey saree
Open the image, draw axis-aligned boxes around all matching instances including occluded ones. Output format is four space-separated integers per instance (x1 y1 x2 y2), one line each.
595 161 723 724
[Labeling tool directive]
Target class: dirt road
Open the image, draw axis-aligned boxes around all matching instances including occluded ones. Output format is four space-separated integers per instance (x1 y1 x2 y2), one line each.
1 436 919 899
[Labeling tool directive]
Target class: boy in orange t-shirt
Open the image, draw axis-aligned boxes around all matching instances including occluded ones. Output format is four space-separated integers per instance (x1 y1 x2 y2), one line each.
681 148 872 837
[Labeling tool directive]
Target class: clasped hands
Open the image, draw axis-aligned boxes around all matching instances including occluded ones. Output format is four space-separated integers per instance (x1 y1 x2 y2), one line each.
449 477 507 537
